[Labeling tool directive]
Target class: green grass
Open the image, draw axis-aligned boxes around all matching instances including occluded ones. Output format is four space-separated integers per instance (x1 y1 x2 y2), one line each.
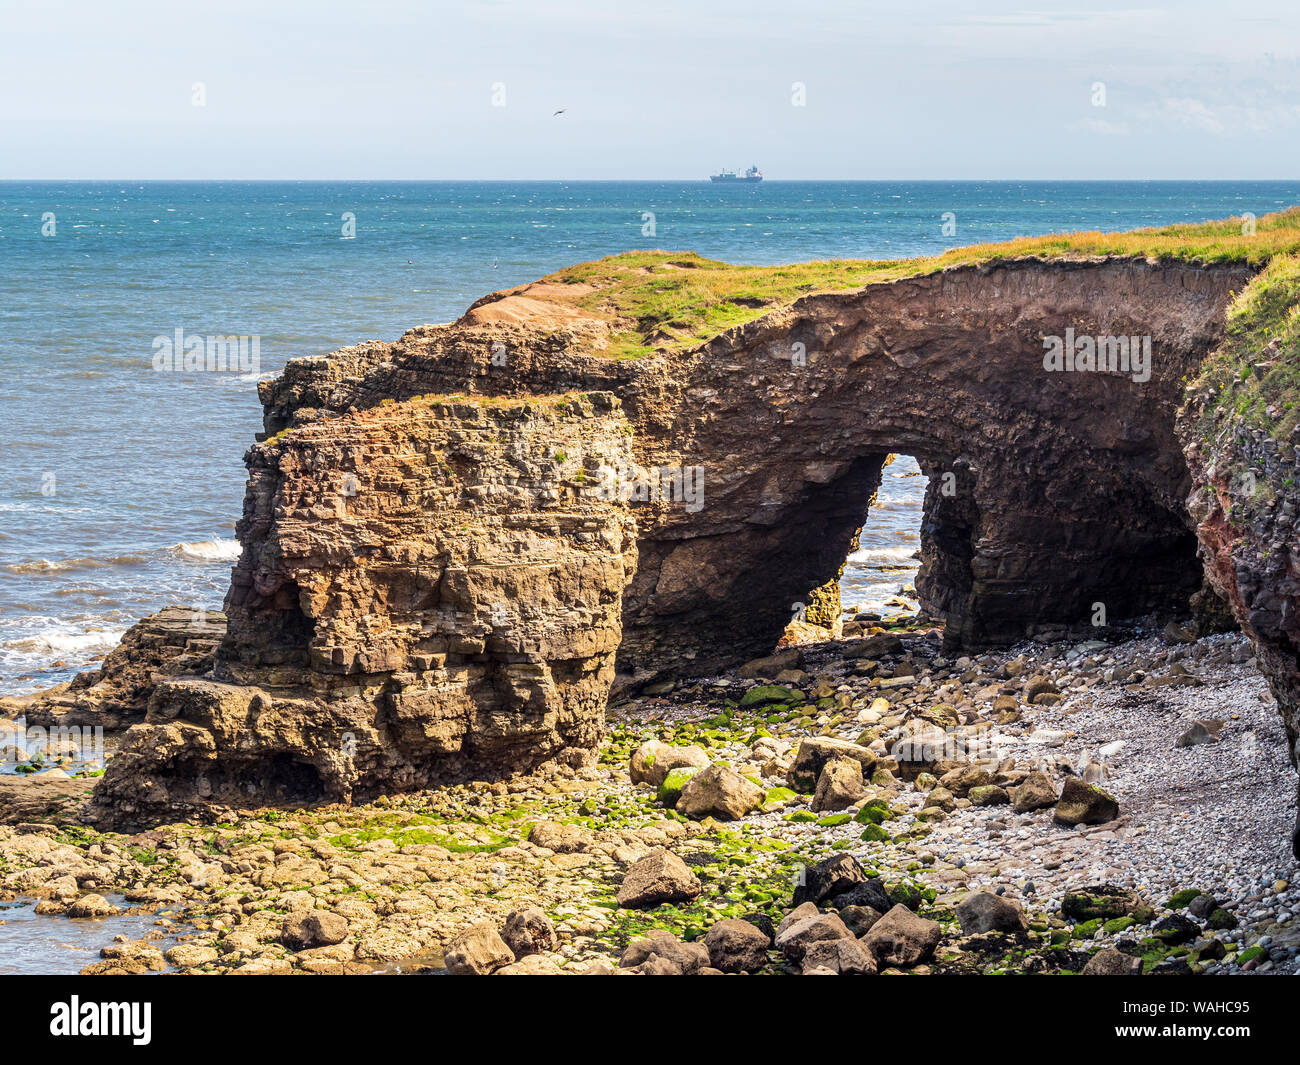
1192 250 1300 441
539 207 1300 360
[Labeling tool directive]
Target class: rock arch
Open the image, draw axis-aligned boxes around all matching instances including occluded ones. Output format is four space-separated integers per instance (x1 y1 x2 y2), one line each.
90 255 1256 826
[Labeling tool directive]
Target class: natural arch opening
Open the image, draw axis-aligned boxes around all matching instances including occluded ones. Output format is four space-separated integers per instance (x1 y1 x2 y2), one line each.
838 454 929 628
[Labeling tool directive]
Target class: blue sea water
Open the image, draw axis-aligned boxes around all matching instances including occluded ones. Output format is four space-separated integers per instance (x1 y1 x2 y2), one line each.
1 180 1298 692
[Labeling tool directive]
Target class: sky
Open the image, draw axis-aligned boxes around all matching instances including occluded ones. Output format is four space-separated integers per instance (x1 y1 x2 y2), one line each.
1 0 1298 179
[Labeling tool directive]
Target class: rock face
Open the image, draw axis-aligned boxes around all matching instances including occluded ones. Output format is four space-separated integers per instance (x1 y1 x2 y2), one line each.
247 257 1250 689
91 395 636 828
21 607 226 730
1183 338 1300 856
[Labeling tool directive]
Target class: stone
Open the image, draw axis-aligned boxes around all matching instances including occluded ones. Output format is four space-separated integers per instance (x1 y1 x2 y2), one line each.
1062 886 1146 922
501 906 556 959
67 893 120 919
1011 771 1058 812
968 784 1010 807
838 905 885 937
811 757 865 812
1152 914 1200 945
619 930 709 975
787 737 877 791
826 878 892 915
937 764 991 797
1053 777 1120 826
955 891 1029 934
702 918 772 974
737 648 804 678
164 943 220 968
616 848 702 908
1082 947 1143 975
630 741 710 788
776 902 819 939
676 764 764 820
775 911 854 963
281 910 349 949
801 936 877 975
792 854 869 908
1175 721 1219 748
861 904 941 967
656 766 701 806
444 920 516 975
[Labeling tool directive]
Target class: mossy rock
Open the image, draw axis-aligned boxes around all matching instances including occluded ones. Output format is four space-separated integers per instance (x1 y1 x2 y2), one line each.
1208 907 1238 930
1237 945 1267 964
859 823 890 843
1166 888 1203 909
740 685 802 707
762 786 798 809
1103 916 1136 934
656 767 700 806
1073 918 1102 939
888 882 924 910
816 813 852 827
783 810 818 823
854 800 894 825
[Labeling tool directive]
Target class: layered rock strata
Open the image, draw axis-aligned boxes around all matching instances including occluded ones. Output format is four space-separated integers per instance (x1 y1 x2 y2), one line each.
90 394 636 828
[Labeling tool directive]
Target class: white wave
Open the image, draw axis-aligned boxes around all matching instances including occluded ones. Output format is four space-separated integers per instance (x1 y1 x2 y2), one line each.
169 539 242 563
4 627 125 657
847 545 918 566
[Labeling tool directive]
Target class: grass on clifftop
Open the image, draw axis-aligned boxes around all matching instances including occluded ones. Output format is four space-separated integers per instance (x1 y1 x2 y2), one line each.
546 207 1300 359
1192 250 1300 442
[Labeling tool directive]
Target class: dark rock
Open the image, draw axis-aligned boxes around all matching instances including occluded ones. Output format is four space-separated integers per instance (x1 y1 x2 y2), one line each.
955 891 1029 934
702 918 771 974
792 854 869 908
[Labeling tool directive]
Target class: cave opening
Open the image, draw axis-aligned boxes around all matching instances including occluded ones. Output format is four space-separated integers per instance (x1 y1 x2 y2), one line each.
836 454 930 629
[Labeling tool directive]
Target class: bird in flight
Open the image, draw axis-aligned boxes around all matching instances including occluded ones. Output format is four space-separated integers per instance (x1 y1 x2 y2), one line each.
553 109 566 116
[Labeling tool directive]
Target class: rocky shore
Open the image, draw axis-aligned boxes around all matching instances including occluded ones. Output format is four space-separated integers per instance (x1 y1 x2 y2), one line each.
1 612 1295 975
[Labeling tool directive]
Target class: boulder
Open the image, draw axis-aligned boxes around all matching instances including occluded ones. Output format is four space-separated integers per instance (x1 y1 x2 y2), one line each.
837 905 885 937
619 930 709 974
630 741 710 788
1011 771 1058 812
1061 885 1146 921
788 737 877 791
968 784 1010 807
792 854 869 908
801 936 877 975
702 918 771 974
737 648 804 679
861 903 941 967
67 893 120 919
281 910 349 949
444 920 515 975
500 906 556 959
937 764 991 797
811 757 865 812
1053 777 1120 826
955 891 1029 934
676 764 764 821
775 911 854 963
1082 947 1143 975
827 877 892 915
616 848 702 909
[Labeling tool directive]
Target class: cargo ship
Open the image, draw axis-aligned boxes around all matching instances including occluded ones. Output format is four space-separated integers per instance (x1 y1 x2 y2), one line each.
709 165 763 183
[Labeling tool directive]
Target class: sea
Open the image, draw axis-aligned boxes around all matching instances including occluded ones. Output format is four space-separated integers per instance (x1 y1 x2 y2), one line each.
2 180 1298 694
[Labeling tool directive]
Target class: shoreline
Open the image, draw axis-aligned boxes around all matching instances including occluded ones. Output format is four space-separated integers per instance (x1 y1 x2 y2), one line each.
0 613 1295 975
